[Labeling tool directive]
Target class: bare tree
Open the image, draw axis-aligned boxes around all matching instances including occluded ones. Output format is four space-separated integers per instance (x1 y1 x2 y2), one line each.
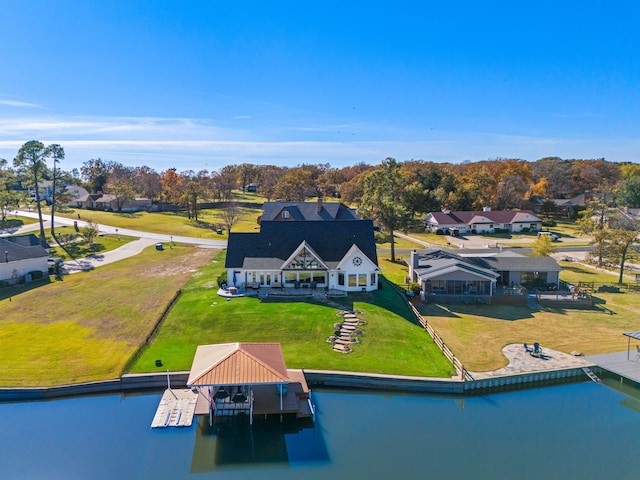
220 202 242 233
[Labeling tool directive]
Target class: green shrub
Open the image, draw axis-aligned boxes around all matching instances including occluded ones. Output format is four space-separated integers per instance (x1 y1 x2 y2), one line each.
28 271 44 281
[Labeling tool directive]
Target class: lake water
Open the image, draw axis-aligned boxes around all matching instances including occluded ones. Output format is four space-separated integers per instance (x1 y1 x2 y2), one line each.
1 380 639 480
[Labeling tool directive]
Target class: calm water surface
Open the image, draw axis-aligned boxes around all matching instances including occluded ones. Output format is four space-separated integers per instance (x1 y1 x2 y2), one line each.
1 381 639 480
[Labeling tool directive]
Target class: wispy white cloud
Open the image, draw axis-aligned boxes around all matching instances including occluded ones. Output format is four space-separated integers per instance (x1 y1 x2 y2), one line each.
0 99 43 108
0 114 638 171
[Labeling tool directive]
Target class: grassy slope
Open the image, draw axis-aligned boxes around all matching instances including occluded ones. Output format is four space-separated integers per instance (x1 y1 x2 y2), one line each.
0 245 216 386
131 251 455 378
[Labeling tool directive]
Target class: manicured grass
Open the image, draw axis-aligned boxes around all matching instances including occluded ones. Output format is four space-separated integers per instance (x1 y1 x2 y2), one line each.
130 251 455 378
45 226 137 261
376 235 425 254
0 217 38 230
417 261 640 372
399 231 451 246
0 245 217 386
48 205 263 239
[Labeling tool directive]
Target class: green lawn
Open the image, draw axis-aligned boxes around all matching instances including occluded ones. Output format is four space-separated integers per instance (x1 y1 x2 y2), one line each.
44 226 137 261
419 261 640 372
0 245 217 386
0 217 37 230
130 250 455 378
47 205 263 239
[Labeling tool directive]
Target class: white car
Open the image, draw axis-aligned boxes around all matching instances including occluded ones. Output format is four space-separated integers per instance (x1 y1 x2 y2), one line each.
48 257 64 267
537 231 559 241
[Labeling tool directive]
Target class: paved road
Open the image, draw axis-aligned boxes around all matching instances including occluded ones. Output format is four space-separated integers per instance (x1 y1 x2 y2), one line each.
4 211 227 274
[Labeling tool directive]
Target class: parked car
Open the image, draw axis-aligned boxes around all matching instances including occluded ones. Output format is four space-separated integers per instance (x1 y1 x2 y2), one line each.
48 257 63 267
537 231 559 241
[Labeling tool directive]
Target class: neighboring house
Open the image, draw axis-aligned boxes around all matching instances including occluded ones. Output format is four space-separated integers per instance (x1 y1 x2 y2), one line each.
225 218 379 292
259 199 360 223
0 234 49 284
407 249 561 303
71 193 103 209
28 181 89 206
72 193 152 212
549 192 591 216
424 208 542 235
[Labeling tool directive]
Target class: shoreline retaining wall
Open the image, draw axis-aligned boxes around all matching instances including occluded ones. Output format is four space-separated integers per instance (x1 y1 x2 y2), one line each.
0 367 599 402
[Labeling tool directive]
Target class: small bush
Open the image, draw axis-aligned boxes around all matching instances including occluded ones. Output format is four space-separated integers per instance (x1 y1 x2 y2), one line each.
542 219 557 227
28 271 44 281
408 282 422 295
435 228 444 235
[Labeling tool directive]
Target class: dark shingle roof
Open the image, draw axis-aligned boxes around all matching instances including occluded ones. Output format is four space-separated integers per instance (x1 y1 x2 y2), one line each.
225 220 378 269
260 201 359 222
3 234 42 248
0 236 48 262
469 254 562 272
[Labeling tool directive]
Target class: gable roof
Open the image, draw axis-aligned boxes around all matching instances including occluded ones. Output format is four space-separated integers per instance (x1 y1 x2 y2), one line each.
412 250 499 281
426 210 541 226
187 343 289 386
3 233 42 248
0 236 49 262
261 201 359 222
225 220 378 270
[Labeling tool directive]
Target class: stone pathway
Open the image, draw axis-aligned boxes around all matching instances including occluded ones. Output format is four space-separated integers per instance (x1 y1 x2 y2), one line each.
469 343 594 379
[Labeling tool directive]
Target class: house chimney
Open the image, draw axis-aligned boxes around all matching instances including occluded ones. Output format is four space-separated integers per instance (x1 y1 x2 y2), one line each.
409 250 420 279
317 197 323 212
483 206 491 212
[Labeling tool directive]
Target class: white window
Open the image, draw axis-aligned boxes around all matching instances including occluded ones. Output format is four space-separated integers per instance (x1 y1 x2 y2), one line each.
282 210 289 218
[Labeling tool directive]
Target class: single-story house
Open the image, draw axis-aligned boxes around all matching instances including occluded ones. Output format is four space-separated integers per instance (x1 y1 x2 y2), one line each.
549 192 591 216
407 249 561 302
72 193 152 212
0 234 49 284
424 208 542 235
225 219 379 292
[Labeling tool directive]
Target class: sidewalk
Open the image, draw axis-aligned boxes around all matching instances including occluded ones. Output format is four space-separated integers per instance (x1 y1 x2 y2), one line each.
4 211 226 274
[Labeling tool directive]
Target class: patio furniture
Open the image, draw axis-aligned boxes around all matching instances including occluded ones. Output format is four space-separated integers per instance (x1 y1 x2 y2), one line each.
524 343 533 354
531 342 542 358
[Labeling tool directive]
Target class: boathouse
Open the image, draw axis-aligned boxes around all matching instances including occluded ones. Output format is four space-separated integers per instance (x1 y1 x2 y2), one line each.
187 342 314 425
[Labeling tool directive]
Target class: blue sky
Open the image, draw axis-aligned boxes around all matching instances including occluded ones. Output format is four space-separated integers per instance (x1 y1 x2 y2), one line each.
1 0 639 173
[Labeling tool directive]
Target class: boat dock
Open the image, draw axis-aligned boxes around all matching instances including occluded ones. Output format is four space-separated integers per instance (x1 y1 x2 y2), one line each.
192 369 313 421
150 388 199 428
586 351 640 385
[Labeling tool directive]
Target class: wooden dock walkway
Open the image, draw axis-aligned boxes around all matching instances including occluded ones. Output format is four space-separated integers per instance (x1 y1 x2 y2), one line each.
150 388 199 428
586 351 640 384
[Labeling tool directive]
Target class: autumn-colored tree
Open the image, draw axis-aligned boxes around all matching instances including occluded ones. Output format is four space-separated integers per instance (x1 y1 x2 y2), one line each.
160 168 183 205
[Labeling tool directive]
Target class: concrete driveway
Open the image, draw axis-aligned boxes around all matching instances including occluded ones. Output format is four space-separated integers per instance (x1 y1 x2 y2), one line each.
5 211 227 274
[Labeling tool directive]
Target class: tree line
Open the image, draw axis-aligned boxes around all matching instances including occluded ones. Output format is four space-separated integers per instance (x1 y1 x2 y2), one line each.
3 141 640 266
